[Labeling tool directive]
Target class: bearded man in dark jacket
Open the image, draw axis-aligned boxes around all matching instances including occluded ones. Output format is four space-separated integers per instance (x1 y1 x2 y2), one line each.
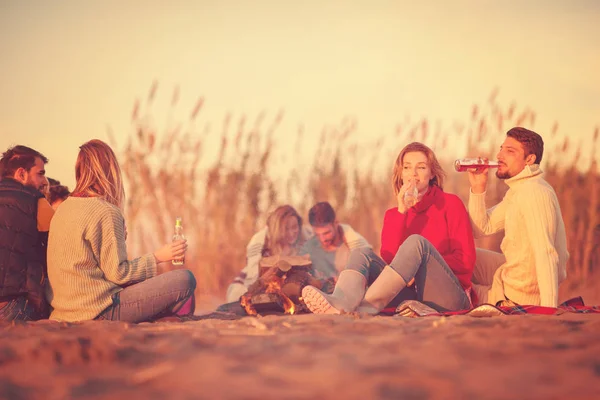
0 145 54 321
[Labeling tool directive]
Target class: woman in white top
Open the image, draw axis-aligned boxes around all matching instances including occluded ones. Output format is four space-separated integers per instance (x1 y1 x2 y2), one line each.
226 205 309 302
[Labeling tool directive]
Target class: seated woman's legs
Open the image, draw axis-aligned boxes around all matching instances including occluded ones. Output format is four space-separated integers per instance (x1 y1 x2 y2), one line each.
411 242 470 311
302 247 418 314
302 247 381 314
96 269 197 323
359 235 470 314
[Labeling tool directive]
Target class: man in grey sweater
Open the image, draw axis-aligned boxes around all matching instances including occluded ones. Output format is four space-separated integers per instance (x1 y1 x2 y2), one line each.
299 202 372 280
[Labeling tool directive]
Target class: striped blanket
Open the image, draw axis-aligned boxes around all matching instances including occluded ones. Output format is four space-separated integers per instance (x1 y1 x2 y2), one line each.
386 297 600 318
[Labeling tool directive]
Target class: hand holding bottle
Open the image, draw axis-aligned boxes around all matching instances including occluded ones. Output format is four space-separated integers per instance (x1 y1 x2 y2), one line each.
153 239 187 264
171 217 186 266
397 178 419 213
466 157 491 194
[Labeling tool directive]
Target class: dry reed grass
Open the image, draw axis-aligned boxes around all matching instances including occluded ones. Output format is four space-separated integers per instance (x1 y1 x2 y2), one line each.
117 84 599 302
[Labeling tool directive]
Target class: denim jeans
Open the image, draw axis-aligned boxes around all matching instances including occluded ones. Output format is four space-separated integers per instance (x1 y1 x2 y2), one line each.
95 269 196 323
388 234 470 311
345 247 418 307
0 296 45 321
472 248 507 306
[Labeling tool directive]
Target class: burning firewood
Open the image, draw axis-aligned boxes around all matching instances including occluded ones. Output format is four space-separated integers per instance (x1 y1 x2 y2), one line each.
240 255 327 316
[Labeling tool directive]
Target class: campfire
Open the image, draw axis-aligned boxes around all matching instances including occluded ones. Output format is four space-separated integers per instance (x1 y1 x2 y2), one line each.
240 255 332 315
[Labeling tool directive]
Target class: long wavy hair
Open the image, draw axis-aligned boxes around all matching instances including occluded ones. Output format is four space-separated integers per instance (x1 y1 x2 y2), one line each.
391 142 446 196
263 205 304 257
72 139 126 210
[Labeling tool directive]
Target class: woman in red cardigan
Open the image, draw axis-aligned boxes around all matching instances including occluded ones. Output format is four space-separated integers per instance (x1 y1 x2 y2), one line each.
303 142 476 314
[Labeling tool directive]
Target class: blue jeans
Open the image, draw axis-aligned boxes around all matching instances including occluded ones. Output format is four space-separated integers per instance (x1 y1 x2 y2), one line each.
95 269 196 323
345 247 417 307
0 296 45 321
389 235 470 311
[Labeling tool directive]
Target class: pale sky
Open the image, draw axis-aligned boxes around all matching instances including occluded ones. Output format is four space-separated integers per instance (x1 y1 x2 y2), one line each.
1 0 599 188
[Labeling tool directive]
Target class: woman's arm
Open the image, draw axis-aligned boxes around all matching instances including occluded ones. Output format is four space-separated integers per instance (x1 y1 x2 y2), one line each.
95 207 157 286
238 228 267 287
443 195 476 279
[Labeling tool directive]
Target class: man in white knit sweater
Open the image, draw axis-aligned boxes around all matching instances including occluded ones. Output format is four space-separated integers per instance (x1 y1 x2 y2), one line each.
468 127 568 307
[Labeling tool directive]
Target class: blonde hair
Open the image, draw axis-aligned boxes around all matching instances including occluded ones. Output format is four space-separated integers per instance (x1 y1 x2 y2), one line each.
72 139 125 210
263 205 304 257
392 142 446 196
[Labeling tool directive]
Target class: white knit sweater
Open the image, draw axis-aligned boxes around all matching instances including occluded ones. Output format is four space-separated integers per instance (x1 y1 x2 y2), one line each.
468 165 569 307
47 197 157 321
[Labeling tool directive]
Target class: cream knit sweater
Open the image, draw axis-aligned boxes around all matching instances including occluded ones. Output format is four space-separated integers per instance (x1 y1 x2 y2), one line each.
468 165 569 307
47 197 157 321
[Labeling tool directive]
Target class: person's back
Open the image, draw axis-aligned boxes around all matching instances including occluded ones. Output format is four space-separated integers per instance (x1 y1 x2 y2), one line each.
47 196 145 321
0 145 53 321
47 139 195 323
0 178 48 315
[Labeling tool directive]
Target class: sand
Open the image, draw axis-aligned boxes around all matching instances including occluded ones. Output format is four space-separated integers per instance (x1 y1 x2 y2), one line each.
1 311 599 400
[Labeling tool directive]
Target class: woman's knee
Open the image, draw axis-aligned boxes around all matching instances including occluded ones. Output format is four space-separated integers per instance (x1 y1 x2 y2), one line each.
349 247 373 259
394 235 429 258
169 269 197 291
347 247 377 276
404 234 427 248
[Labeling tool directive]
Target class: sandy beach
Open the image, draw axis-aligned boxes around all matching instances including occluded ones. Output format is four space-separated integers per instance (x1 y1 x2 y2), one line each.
1 310 599 400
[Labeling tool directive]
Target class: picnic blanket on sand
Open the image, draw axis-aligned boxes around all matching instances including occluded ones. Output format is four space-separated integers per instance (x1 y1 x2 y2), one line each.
385 297 600 318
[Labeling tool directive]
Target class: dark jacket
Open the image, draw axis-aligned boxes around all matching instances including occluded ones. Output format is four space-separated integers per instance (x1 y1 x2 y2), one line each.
0 178 49 317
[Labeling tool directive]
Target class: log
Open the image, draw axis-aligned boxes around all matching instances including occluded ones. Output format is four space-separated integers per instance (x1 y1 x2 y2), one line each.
240 257 333 315
251 293 284 313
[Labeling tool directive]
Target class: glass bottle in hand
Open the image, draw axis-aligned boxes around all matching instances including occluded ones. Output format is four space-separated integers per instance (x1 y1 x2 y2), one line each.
403 181 419 208
172 217 185 266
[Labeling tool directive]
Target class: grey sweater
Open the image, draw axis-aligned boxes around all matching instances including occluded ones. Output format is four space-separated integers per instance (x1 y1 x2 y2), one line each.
47 197 157 321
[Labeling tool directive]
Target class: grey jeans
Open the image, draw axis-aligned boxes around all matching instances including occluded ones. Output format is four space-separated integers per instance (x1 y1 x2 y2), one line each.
96 269 196 323
345 247 417 307
347 235 470 311
471 248 506 305
390 234 470 311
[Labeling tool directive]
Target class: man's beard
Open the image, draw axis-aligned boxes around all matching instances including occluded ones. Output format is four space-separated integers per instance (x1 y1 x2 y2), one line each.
321 239 334 247
320 235 337 248
496 169 514 180
25 176 44 192
495 164 512 180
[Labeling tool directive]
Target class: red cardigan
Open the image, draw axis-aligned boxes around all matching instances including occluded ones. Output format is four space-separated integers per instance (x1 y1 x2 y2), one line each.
380 185 475 292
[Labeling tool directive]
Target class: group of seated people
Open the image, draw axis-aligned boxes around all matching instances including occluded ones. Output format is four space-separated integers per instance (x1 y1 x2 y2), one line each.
0 126 569 323
227 126 569 314
0 140 196 322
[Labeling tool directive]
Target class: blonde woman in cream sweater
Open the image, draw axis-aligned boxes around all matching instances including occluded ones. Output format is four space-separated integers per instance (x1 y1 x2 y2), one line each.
467 127 568 307
47 140 196 322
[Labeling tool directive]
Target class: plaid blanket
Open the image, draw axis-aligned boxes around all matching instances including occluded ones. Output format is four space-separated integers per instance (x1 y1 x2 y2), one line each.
385 297 600 318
